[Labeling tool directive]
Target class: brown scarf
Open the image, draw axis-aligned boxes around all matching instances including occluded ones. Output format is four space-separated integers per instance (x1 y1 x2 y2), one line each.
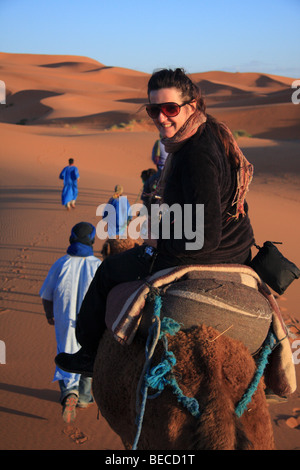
227 127 254 219
156 109 253 220
161 109 207 154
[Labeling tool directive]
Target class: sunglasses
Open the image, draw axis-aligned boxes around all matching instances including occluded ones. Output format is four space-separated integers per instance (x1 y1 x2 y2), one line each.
146 100 193 119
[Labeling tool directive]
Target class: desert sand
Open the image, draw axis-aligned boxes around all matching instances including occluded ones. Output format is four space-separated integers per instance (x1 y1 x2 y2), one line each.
0 52 300 451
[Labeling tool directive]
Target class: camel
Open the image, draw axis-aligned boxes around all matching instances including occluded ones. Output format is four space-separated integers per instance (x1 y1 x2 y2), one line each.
92 241 277 450
93 322 276 450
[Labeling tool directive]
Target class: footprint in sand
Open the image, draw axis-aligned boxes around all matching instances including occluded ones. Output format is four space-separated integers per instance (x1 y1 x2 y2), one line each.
19 253 29 260
62 425 88 444
277 408 300 430
286 319 300 342
285 417 300 429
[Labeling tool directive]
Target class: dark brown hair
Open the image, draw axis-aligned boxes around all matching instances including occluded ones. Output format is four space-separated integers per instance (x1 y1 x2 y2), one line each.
147 68 206 114
147 68 239 167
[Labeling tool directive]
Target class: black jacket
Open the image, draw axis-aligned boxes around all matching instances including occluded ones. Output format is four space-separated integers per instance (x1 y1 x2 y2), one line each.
156 124 254 265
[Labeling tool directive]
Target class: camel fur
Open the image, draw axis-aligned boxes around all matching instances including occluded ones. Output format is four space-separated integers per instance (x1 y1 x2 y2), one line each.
92 324 275 450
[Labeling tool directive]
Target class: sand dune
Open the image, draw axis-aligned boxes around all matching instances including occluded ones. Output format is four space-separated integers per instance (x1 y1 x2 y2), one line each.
0 52 300 450
1 52 299 136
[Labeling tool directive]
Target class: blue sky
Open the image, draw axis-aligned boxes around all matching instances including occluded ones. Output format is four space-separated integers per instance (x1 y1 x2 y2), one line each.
0 0 299 77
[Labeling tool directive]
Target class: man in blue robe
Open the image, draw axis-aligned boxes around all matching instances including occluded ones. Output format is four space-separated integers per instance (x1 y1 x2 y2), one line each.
102 185 132 237
59 158 80 210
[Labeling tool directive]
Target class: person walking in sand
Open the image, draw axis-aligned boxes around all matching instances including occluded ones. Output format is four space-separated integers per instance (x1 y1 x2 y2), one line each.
102 185 132 237
39 222 101 423
59 158 80 210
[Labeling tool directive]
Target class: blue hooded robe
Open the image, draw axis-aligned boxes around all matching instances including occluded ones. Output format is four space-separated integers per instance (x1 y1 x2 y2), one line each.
59 165 80 206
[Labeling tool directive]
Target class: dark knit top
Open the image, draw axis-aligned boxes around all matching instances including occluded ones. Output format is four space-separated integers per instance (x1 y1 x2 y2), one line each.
156 124 254 265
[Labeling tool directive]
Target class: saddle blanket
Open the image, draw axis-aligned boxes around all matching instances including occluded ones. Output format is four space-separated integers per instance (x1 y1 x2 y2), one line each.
105 264 296 396
106 264 266 345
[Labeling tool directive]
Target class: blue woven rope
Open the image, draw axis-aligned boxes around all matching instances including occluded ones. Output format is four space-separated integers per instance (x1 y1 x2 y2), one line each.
132 293 201 450
144 334 201 418
235 330 277 418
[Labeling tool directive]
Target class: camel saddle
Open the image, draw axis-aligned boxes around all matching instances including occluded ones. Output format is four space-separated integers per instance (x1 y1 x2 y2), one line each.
105 264 296 396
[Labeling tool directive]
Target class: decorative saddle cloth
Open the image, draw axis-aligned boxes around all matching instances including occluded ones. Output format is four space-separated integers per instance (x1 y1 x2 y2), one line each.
105 264 296 396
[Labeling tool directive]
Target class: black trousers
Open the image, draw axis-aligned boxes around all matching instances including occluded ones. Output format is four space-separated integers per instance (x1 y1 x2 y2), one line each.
75 244 185 354
75 244 252 354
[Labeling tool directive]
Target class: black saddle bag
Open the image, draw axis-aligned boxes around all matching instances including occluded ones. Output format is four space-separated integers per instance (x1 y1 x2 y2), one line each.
250 241 300 295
